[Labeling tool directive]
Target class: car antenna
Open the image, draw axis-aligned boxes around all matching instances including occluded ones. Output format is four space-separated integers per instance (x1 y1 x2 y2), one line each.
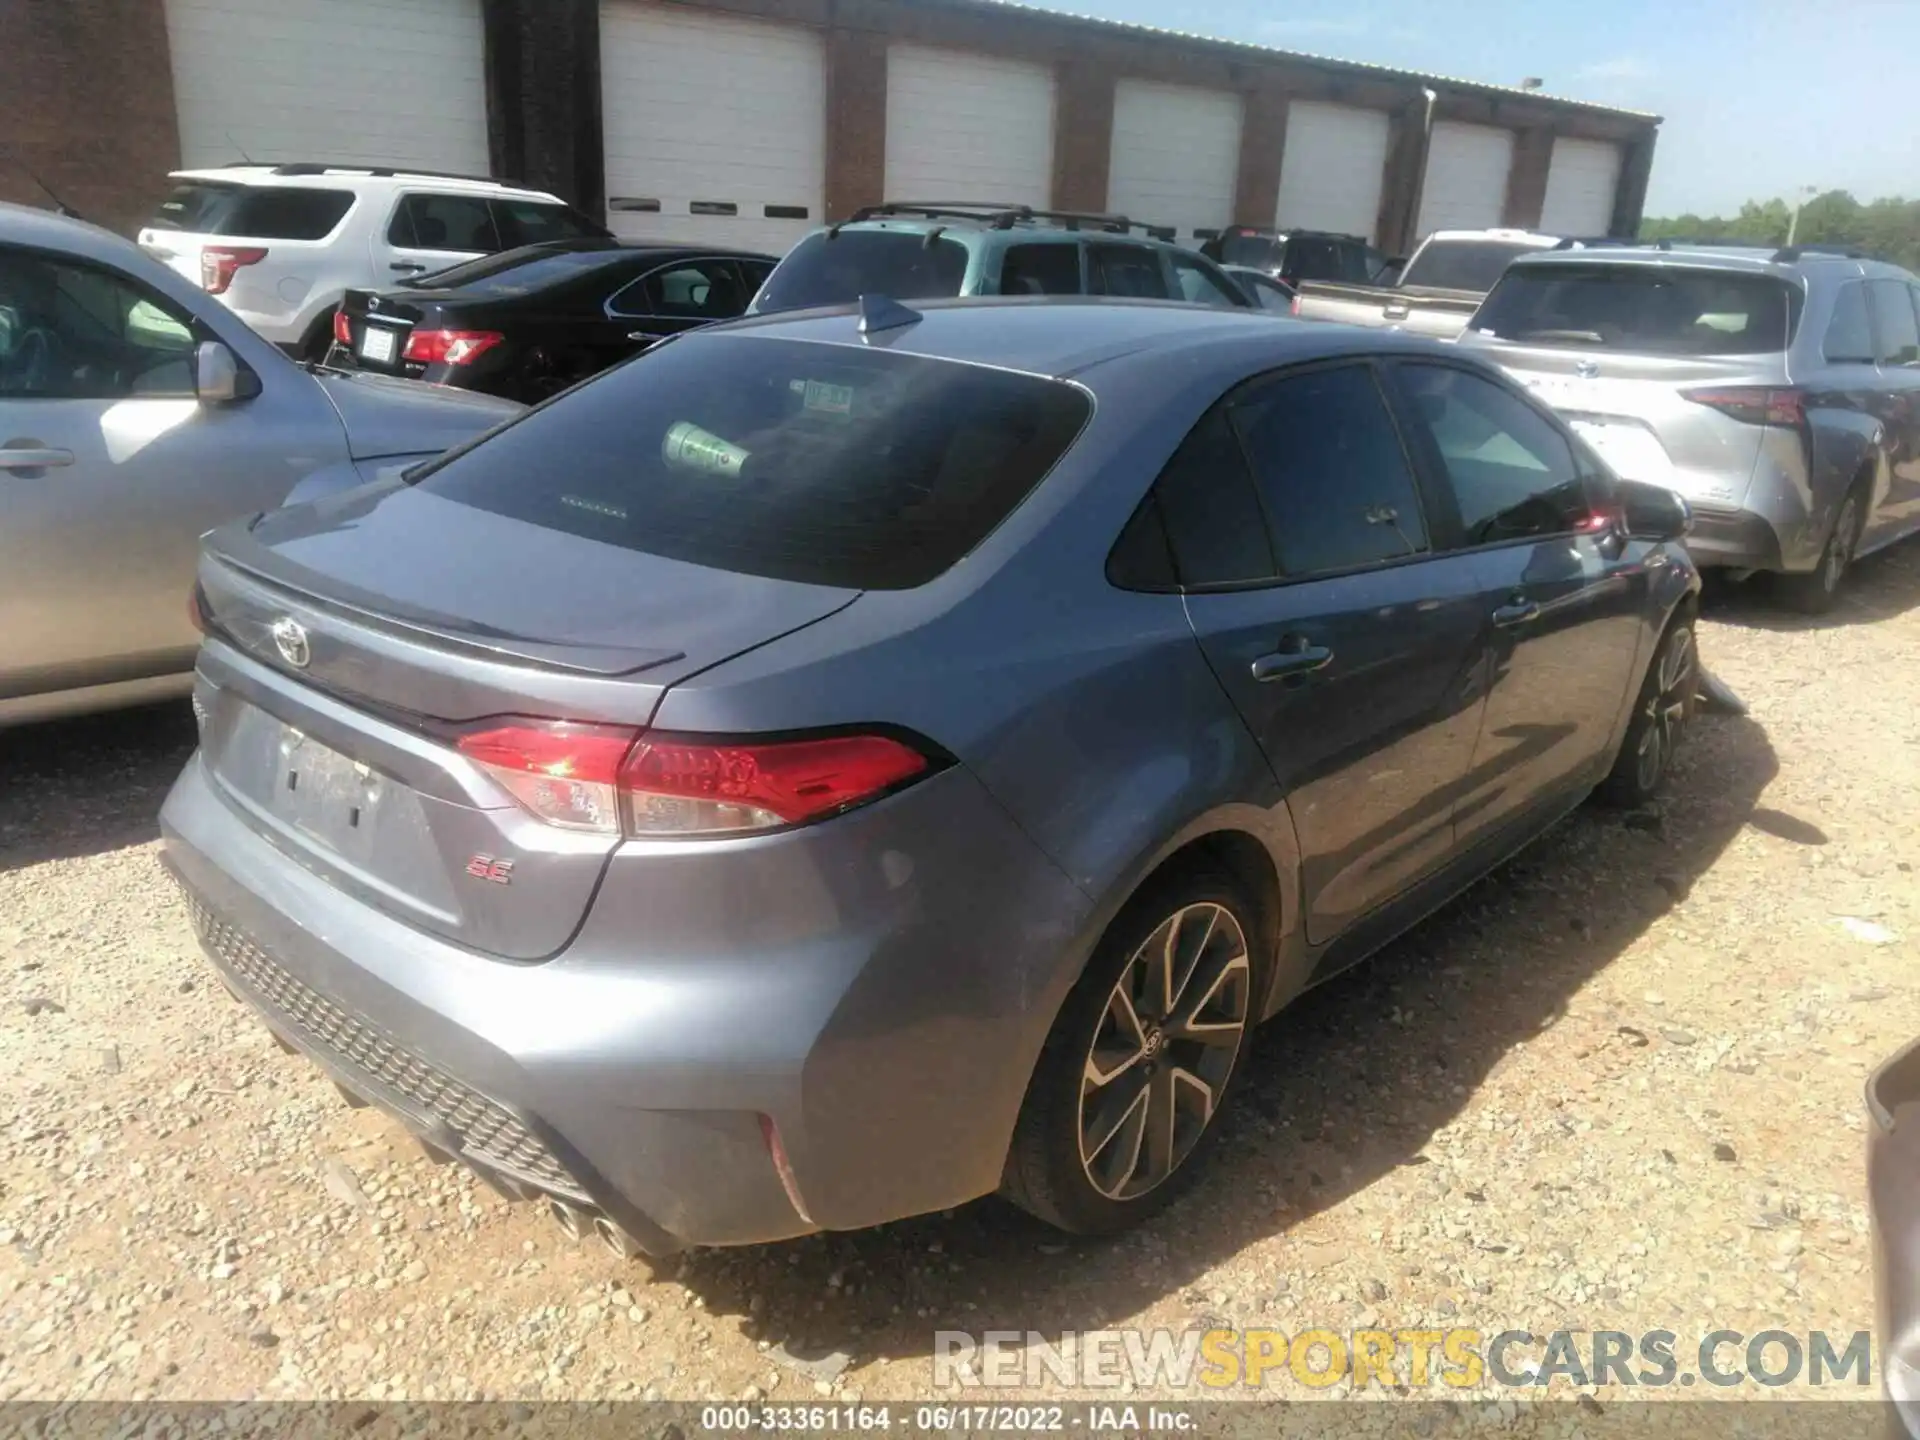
18 163 81 220
227 132 255 164
857 293 923 340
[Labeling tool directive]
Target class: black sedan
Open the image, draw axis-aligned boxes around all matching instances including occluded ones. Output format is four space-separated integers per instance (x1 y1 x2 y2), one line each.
326 239 778 402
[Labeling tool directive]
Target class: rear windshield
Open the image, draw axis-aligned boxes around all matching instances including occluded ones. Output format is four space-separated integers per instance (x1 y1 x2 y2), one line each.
401 245 624 295
411 334 1091 589
1470 264 1803 355
1216 233 1279 267
149 183 354 240
754 230 970 314
1401 240 1539 293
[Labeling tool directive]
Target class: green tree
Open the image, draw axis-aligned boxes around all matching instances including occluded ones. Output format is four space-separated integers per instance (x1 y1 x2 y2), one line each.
1641 190 1920 268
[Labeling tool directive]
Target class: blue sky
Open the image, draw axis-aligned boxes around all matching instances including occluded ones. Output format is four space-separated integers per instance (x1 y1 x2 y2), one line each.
1034 0 1919 216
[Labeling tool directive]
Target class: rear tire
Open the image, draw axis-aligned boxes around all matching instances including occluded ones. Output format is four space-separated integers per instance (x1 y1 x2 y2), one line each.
1001 867 1263 1235
1778 487 1864 615
296 311 338 364
1599 612 1697 809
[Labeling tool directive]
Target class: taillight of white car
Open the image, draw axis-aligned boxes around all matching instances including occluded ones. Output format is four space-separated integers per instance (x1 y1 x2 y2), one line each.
200 246 268 295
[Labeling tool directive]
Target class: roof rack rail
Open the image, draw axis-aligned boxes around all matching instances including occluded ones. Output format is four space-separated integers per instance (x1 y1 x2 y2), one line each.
221 162 522 186
1549 236 1648 250
1771 242 1876 263
837 200 1175 239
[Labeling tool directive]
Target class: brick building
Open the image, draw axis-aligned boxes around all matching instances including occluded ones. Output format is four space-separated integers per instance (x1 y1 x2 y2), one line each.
1 0 1659 254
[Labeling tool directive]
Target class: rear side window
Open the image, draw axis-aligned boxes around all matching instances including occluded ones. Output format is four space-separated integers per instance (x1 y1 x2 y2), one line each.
1170 253 1246 308
633 259 749 319
1824 282 1875 365
1231 365 1429 576
389 193 502 252
1216 233 1279 268
1402 241 1536 292
1472 264 1801 356
493 199 606 248
411 335 1090 590
1151 409 1276 586
1089 244 1168 299
1868 280 1920 366
999 244 1082 296
754 230 969 314
148 183 352 239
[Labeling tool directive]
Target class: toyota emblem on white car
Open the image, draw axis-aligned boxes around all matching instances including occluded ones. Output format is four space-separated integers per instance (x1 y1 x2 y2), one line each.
269 617 311 669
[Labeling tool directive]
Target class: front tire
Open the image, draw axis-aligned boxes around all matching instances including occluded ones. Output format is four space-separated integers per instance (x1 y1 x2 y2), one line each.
1002 869 1261 1235
1599 614 1697 808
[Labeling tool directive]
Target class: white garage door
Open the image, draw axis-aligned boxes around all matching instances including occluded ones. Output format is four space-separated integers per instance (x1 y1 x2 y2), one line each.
1416 121 1516 239
600 1 825 254
1273 102 1392 243
885 45 1055 209
165 0 488 173
1106 81 1242 241
1539 137 1623 239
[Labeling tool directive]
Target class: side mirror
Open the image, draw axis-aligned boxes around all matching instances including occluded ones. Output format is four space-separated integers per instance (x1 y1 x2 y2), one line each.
195 341 260 404
1617 478 1693 542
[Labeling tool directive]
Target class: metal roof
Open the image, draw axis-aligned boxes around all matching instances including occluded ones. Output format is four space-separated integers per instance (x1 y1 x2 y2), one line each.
920 0 1662 124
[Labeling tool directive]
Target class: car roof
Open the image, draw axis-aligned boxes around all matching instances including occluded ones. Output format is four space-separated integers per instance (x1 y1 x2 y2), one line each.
0 199 160 268
828 217 1187 250
709 294 1454 379
168 166 562 202
1500 245 1914 281
1424 229 1563 246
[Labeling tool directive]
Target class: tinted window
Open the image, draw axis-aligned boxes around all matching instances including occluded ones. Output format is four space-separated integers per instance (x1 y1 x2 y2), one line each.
1401 240 1537 292
1869 280 1920 366
1472 264 1801 356
739 259 774 297
0 248 198 400
1398 364 1590 546
754 230 969 314
1089 244 1168 299
493 199 606 248
412 335 1089 590
629 259 748 319
999 244 1082 296
1151 408 1276 586
1231 365 1428 576
1170 254 1246 308
1824 282 1875 365
409 245 628 296
1240 273 1295 313
1285 237 1346 284
389 193 501 252
148 183 352 239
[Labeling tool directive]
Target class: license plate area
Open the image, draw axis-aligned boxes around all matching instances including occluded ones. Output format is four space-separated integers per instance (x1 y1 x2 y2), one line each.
273 726 386 854
359 326 400 364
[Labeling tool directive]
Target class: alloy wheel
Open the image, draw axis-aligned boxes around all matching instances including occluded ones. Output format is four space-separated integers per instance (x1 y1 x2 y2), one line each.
1634 624 1696 793
1077 902 1252 1201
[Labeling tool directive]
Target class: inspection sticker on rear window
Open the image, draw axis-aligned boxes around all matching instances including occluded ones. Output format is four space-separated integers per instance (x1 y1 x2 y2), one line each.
793 378 855 416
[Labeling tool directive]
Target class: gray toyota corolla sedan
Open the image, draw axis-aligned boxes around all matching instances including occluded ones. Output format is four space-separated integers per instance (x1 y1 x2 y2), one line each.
161 297 1701 1255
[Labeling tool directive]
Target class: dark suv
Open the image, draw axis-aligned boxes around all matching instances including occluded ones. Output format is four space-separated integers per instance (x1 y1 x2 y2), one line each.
1202 225 1397 287
749 203 1254 315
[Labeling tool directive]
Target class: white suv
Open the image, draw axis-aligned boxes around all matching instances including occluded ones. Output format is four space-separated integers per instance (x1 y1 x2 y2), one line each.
136 165 609 356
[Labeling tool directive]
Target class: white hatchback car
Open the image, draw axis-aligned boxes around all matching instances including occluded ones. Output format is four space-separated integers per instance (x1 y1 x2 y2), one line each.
136 165 609 357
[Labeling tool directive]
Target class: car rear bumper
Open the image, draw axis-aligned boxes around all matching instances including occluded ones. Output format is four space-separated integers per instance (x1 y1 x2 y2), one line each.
1683 504 1786 571
160 745 1093 1251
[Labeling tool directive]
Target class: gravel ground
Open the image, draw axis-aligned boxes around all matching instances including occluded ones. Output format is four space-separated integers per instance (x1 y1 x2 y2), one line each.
3 546 1917 1414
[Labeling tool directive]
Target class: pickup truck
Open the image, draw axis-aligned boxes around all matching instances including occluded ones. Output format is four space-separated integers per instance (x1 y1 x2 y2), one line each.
1290 229 1563 339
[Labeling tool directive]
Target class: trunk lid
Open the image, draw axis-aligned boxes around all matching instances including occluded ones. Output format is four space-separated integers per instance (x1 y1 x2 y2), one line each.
1470 340 1781 508
312 367 521 459
192 484 859 959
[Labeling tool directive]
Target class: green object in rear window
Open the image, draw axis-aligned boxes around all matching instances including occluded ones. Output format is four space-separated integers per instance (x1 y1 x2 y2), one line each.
661 421 751 478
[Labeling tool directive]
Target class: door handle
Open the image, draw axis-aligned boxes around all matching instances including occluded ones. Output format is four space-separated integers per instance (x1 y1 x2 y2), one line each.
1383 301 1410 320
626 331 657 343
1491 597 1541 628
0 445 75 473
1250 641 1334 683
389 262 427 273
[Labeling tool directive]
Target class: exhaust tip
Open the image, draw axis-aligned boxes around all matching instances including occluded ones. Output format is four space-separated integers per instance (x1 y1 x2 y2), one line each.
547 1196 585 1242
594 1215 643 1261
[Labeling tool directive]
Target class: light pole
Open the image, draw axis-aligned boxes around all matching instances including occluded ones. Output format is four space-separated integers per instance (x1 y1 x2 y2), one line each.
1786 184 1819 246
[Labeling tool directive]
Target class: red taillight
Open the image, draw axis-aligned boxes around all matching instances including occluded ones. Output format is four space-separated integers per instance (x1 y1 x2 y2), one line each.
455 723 931 837
402 329 505 366
200 246 267 295
1682 386 1806 428
1289 292 1302 317
187 585 208 635
332 308 352 347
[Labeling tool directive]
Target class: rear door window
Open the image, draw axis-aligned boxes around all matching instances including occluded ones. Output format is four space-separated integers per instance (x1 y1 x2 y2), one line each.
754 230 970 313
1824 282 1875 365
411 335 1090 590
1089 244 1169 299
998 243 1083 296
389 193 502 252
1472 264 1802 356
1284 237 1343 283
1231 364 1429 576
1868 280 1920 366
1396 363 1592 546
615 259 749 319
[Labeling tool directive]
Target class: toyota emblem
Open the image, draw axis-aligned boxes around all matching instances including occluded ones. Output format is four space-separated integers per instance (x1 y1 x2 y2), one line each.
1575 360 1600 379
270 617 311 669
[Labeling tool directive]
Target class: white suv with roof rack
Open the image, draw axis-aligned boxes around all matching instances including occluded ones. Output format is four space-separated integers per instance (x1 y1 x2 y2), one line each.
137 164 610 357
